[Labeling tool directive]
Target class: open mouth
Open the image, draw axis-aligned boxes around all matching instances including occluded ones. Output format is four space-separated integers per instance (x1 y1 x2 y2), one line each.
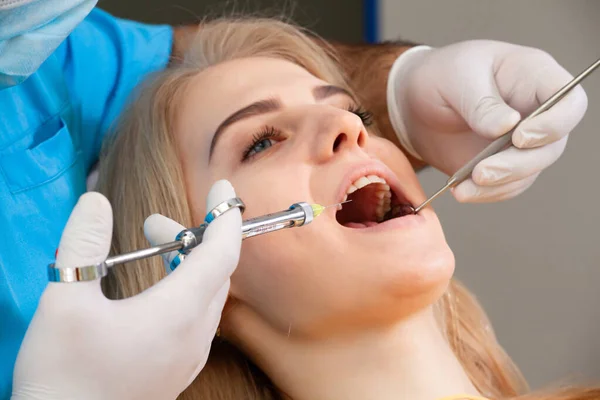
336 174 415 228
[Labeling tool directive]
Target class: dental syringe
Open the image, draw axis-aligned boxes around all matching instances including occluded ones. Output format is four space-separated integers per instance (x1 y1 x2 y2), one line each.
175 201 346 254
47 200 349 282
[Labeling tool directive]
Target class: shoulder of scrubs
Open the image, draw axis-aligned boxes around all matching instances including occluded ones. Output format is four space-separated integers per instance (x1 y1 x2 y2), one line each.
55 7 173 169
0 9 173 398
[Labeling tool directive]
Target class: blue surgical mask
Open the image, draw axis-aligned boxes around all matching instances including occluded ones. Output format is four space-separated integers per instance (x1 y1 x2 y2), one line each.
0 0 97 88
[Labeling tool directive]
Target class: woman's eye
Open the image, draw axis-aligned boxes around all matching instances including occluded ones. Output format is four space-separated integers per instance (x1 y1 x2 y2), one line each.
241 126 283 162
247 138 275 157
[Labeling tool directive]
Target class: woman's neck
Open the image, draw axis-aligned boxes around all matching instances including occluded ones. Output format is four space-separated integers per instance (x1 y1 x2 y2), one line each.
229 306 480 400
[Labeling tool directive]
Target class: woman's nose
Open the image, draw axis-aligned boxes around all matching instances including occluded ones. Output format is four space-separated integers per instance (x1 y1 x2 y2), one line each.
312 109 368 162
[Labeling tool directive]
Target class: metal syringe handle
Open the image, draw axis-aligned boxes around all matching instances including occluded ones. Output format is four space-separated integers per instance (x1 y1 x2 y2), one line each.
50 202 315 282
242 201 313 238
104 241 183 268
177 202 314 255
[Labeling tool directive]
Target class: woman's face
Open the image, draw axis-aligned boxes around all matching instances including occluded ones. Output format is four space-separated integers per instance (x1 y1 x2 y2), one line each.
176 57 454 337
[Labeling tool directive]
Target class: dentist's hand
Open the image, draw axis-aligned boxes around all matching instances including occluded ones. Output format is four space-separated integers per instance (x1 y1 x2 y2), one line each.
12 180 242 400
387 40 588 203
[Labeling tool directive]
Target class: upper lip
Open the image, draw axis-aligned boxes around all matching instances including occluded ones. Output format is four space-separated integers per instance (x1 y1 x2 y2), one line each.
335 160 414 208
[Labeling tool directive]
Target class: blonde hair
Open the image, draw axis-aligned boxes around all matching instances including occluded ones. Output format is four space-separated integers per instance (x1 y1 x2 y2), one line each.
96 17 599 400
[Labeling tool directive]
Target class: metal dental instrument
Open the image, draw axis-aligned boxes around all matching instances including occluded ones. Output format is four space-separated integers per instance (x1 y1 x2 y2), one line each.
47 199 350 282
413 57 600 214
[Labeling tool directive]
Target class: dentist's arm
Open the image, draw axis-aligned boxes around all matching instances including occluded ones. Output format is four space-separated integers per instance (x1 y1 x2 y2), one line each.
334 40 587 204
384 41 587 203
12 180 241 400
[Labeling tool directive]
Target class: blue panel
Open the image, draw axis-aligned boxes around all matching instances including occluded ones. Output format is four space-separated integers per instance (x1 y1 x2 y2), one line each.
363 0 379 43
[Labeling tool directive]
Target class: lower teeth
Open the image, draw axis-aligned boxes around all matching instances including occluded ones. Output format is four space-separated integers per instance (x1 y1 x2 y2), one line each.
382 204 415 221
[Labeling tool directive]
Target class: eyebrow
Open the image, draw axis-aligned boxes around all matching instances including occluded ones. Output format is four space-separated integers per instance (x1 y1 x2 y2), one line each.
208 85 354 160
312 85 354 101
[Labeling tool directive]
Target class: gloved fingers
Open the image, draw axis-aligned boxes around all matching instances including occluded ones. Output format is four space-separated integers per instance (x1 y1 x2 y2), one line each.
471 136 567 186
56 192 113 269
47 192 113 297
144 213 186 272
148 180 242 307
513 85 587 148
452 173 538 203
177 179 242 301
453 71 522 140
507 53 587 148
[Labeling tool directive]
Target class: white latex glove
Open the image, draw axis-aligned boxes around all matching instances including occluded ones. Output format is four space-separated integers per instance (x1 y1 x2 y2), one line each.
12 180 242 400
387 40 588 203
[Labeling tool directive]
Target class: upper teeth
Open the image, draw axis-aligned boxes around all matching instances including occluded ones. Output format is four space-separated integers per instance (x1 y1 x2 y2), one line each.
341 175 392 221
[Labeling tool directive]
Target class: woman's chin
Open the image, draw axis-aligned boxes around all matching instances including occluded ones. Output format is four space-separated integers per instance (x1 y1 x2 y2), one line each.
319 242 455 327
369 239 455 303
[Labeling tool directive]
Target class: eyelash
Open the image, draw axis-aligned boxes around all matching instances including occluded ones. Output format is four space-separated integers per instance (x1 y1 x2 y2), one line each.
347 104 374 127
240 104 373 162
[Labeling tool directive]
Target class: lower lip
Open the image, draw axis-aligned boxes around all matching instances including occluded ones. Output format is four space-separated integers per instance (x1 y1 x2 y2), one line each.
339 212 426 233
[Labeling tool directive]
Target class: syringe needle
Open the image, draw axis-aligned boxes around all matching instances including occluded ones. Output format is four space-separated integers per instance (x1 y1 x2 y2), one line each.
311 200 352 217
324 199 352 209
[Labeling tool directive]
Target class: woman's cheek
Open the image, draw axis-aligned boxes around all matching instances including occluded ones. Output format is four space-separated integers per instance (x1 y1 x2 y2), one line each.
368 136 410 167
233 235 289 290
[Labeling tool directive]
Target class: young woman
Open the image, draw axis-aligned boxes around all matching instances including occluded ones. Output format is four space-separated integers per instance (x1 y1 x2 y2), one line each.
96 17 599 400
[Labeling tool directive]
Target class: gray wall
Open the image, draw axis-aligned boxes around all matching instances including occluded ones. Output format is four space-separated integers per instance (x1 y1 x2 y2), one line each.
98 0 364 42
381 0 600 389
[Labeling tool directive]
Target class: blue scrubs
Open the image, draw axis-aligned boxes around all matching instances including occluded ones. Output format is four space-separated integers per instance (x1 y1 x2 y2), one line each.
0 8 172 397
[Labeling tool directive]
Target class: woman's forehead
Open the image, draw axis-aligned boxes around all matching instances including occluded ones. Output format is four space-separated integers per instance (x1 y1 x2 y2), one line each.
172 57 331 168
177 57 329 145
187 57 326 110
